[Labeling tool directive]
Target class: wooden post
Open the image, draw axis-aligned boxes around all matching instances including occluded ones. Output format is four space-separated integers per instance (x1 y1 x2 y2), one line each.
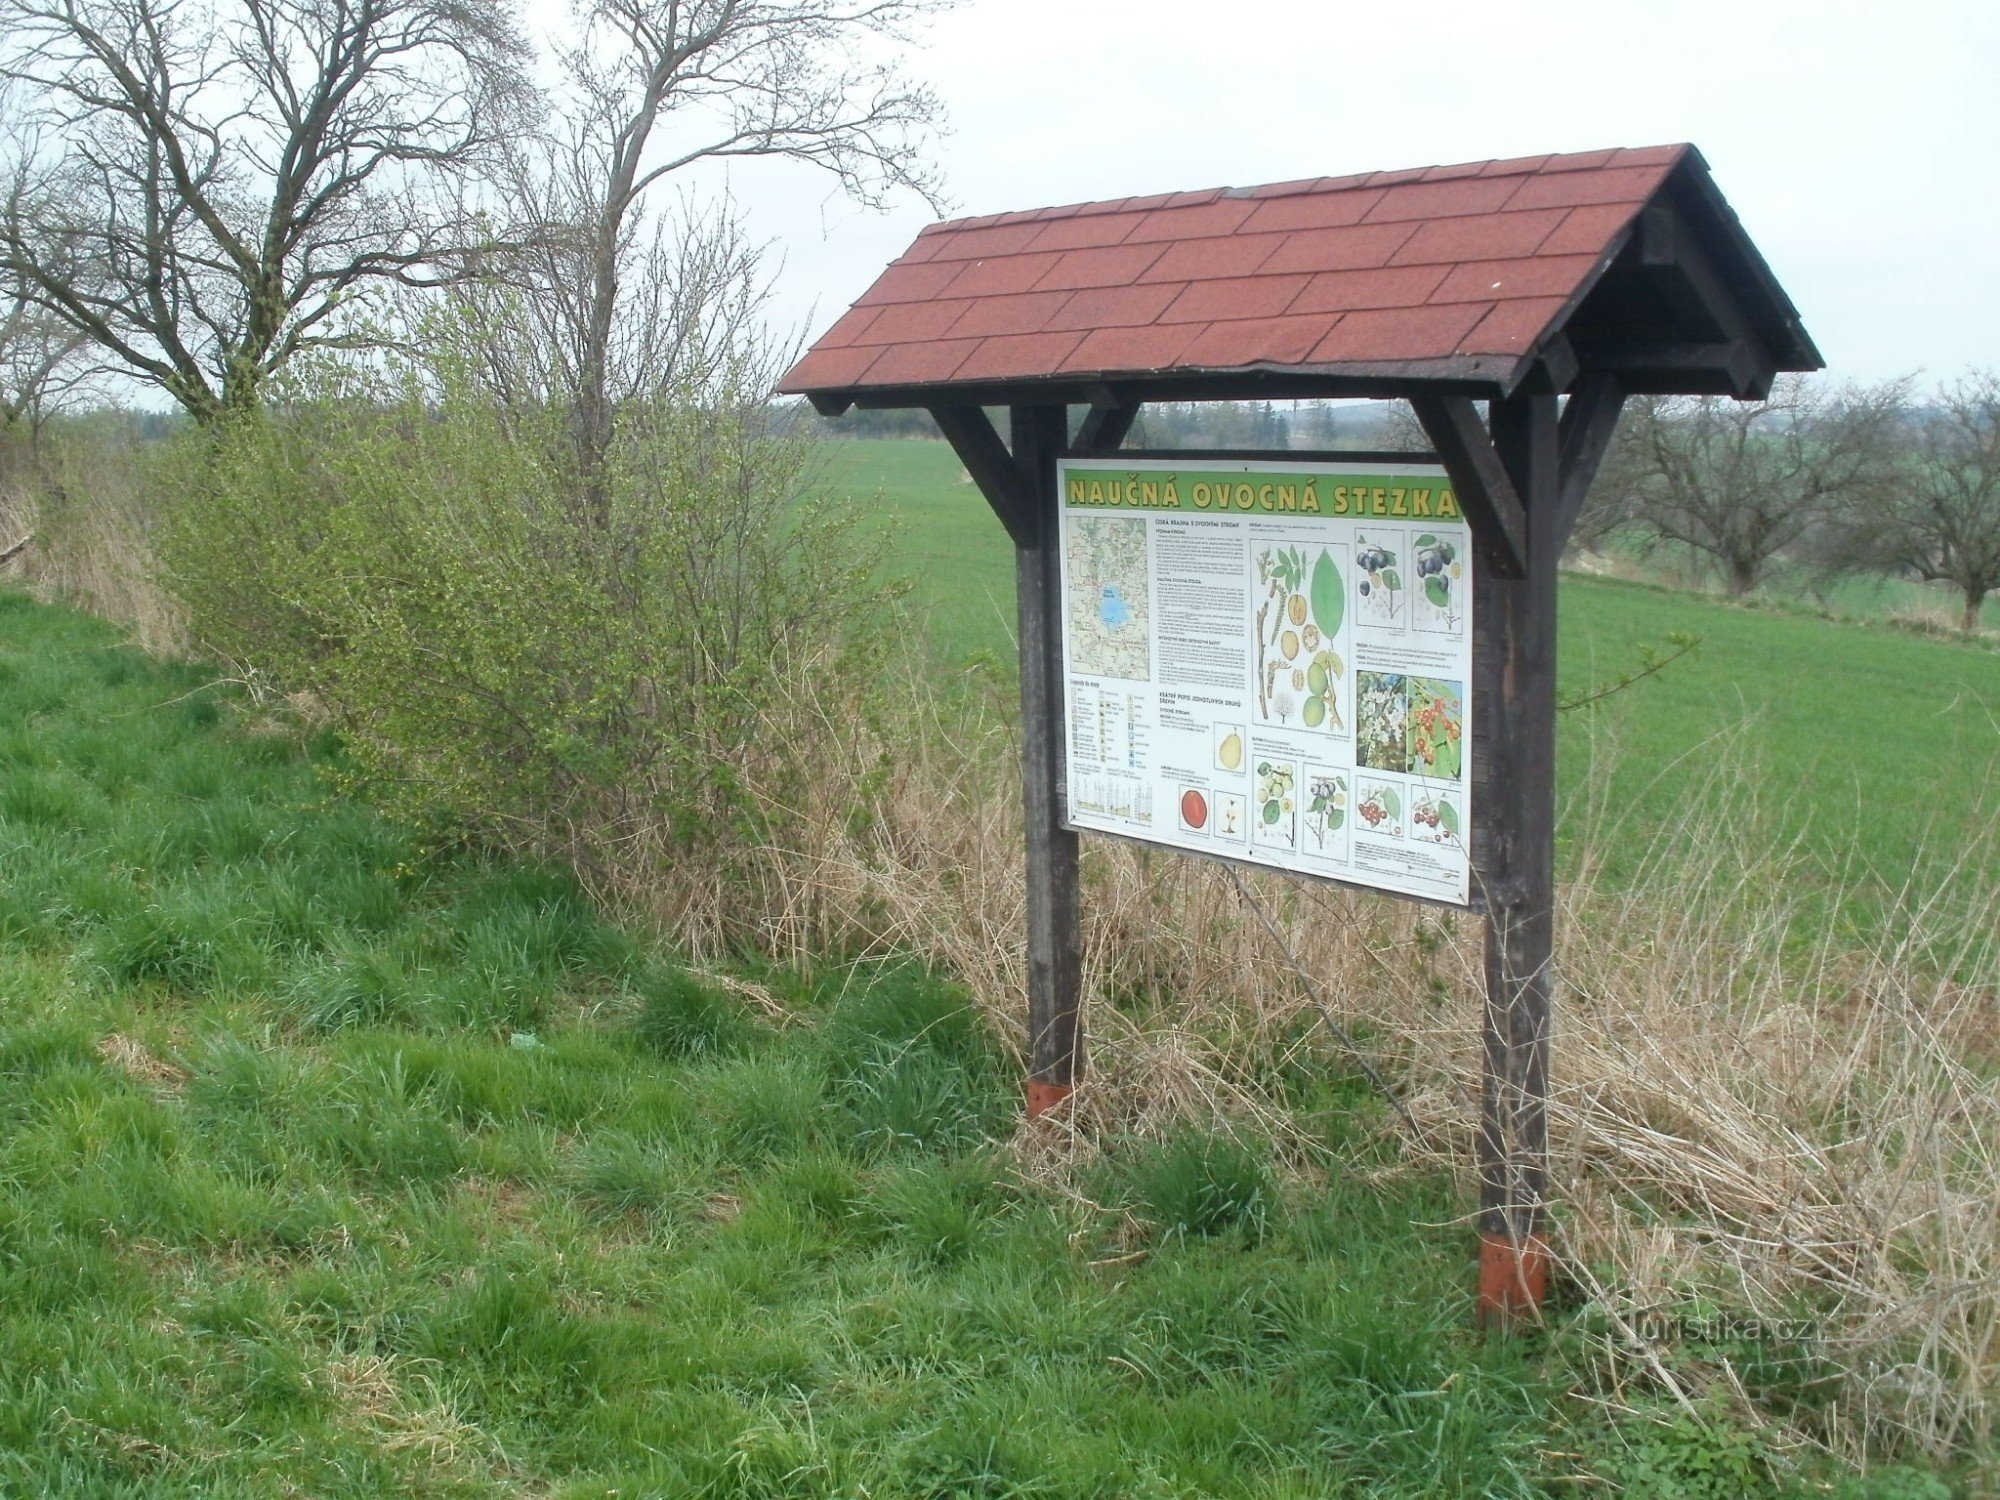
1011 403 1084 1118
1472 393 1561 1326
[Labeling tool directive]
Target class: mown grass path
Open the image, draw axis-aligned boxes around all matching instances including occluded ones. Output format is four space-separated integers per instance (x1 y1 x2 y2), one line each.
0 590 1623 1497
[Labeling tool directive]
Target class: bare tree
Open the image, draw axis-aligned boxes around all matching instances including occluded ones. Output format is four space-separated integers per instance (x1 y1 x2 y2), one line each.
461 0 947 510
0 82 89 432
1841 371 2000 633
0 0 531 422
0 264 88 433
1619 374 1910 597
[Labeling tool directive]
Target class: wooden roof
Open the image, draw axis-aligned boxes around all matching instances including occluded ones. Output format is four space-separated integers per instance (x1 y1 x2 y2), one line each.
780 144 1820 411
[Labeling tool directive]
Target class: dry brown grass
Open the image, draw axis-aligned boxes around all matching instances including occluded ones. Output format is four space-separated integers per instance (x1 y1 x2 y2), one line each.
590 661 1998 1469
0 424 186 653
95 1033 189 1091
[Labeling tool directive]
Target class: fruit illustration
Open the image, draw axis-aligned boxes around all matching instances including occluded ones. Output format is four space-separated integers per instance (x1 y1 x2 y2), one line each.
1406 678 1464 779
1305 773 1347 851
1255 544 1343 730
1255 761 1295 829
1414 533 1464 628
1354 534 1403 621
1180 789 1209 830
1356 784 1401 833
1413 795 1461 842
1217 731 1243 771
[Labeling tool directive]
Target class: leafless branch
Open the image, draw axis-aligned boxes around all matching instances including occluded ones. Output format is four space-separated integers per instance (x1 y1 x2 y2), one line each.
0 0 534 419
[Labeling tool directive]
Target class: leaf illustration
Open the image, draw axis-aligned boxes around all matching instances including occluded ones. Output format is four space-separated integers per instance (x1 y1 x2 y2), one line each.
1309 549 1344 638
1329 808 1345 831
1415 533 1438 547
1262 800 1282 825
1381 568 1402 592
1380 788 1401 819
1438 802 1460 837
1424 576 1450 608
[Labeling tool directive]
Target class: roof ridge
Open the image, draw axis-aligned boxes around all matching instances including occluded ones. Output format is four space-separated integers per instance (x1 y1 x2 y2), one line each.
916 145 1691 235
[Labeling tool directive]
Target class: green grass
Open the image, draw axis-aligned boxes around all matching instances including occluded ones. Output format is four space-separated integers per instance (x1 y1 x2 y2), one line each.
825 437 2000 938
823 437 1022 667
0 588 1796 1495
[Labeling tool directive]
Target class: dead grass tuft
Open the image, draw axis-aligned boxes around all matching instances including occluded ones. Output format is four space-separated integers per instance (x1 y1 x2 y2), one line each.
96 1032 189 1090
0 426 186 653
323 1351 530 1487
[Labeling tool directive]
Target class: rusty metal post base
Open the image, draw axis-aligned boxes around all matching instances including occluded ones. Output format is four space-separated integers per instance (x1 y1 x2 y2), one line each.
1477 1232 1550 1329
1025 1080 1073 1120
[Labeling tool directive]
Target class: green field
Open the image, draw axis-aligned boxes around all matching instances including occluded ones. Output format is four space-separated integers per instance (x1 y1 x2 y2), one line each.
824 437 2000 935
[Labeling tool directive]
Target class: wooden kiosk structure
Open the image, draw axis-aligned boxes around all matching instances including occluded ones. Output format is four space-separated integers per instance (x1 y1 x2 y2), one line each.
780 144 1819 1323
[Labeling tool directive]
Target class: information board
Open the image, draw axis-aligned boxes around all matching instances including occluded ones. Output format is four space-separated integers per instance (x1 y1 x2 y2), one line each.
1057 457 1474 905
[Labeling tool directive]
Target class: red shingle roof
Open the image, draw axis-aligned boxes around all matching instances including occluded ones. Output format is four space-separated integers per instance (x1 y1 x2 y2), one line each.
780 144 1689 399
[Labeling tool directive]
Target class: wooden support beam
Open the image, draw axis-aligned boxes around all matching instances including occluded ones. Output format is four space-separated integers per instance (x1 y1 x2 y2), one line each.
930 404 1035 547
1072 397 1141 453
1410 395 1529 579
1570 338 1763 398
1010 404 1085 1119
1518 333 1578 396
1552 373 1627 545
1636 207 1776 398
1471 392 1561 1328
840 367 1511 412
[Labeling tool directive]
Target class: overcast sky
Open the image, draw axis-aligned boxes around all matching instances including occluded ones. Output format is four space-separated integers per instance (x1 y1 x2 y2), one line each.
698 0 1999 387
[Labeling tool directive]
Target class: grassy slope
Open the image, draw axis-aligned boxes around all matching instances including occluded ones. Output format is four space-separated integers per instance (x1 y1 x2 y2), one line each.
0 591 1629 1497
825 437 2000 933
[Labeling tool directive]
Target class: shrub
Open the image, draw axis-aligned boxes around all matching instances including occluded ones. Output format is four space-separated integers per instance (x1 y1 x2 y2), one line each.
158 338 897 893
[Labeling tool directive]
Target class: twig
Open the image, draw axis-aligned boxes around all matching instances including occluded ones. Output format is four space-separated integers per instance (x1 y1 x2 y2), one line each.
1087 1249 1151 1269
1559 632 1701 713
0 534 31 567
1222 862 1420 1141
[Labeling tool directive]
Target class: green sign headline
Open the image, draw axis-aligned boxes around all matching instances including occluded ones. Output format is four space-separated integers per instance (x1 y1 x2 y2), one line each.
1064 468 1462 522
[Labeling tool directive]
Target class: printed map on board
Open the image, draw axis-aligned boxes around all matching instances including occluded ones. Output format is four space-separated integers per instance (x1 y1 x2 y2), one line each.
1065 515 1150 680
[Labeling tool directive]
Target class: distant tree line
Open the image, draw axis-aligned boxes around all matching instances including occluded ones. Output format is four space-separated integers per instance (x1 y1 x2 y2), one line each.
1579 373 2000 632
812 380 1996 633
